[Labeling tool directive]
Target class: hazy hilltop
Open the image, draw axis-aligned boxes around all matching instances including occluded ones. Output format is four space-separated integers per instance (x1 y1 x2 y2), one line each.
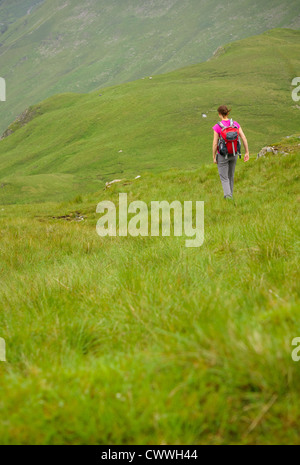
0 0 299 132
0 28 299 205
0 0 44 32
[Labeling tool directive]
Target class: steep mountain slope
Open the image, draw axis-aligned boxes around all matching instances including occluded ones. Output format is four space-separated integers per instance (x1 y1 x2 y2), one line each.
0 28 299 205
0 0 299 132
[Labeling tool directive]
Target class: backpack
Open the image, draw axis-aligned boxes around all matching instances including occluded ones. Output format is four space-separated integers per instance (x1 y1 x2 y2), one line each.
217 119 241 159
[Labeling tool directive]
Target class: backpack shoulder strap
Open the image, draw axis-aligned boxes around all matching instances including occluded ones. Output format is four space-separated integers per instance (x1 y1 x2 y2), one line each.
230 119 239 129
217 122 226 130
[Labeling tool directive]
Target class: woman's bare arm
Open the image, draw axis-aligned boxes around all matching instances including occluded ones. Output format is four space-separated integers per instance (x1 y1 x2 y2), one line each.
212 131 219 164
239 127 250 162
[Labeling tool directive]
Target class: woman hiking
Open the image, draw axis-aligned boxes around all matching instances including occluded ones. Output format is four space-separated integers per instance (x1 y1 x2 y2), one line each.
212 105 249 199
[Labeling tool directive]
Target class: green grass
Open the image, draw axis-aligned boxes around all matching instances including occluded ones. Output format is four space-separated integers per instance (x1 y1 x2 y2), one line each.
0 0 299 133
0 28 300 205
0 138 299 444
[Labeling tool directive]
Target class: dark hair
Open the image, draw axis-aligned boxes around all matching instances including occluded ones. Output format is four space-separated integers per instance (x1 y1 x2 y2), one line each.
218 105 231 117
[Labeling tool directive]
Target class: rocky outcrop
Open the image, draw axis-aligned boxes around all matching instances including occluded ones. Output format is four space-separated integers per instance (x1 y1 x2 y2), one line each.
257 136 300 159
0 106 41 140
105 179 122 189
257 146 279 158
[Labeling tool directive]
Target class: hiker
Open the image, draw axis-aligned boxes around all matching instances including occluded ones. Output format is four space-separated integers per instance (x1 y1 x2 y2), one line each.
212 105 249 199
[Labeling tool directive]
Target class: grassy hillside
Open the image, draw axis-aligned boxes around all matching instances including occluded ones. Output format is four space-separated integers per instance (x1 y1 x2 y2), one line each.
0 28 299 205
0 137 299 445
0 0 299 132
0 0 44 32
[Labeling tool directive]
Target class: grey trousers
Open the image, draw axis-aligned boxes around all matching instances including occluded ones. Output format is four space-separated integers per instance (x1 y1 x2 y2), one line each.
217 154 237 198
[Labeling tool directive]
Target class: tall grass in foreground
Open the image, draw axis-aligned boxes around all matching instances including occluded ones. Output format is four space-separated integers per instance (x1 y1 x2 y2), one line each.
0 147 299 444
